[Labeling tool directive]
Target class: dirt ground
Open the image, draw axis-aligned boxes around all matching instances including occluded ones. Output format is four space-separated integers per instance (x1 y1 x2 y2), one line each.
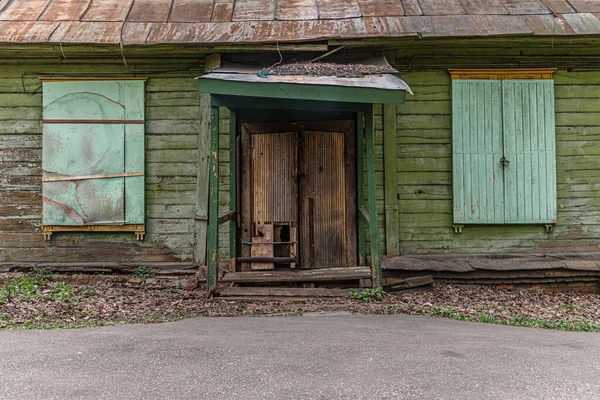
1 272 599 331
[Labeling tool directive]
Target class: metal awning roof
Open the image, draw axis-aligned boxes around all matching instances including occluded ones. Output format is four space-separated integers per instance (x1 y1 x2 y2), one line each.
197 57 412 105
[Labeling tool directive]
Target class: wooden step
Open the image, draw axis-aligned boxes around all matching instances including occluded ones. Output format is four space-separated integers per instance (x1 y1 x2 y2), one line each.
217 287 352 298
222 266 371 284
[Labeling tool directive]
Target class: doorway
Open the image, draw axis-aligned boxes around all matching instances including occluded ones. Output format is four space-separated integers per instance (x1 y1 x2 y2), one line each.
240 121 357 271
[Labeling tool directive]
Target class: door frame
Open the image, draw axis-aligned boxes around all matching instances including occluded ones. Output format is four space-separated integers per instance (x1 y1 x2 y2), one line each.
240 120 357 271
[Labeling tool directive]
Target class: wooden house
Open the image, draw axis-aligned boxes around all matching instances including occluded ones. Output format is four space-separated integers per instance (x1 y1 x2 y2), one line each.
1 0 600 294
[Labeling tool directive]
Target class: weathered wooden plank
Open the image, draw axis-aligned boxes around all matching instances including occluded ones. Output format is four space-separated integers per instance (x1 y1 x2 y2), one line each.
207 106 220 293
146 162 197 176
146 149 198 163
146 191 196 205
396 101 450 115
382 275 433 292
217 287 352 298
146 134 198 150
366 106 382 287
383 104 400 256
356 112 366 265
0 120 41 134
228 108 237 272
146 106 202 120
146 120 200 134
222 266 371 283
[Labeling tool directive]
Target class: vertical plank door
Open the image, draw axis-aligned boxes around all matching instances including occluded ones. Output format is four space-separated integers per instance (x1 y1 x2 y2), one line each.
300 131 346 268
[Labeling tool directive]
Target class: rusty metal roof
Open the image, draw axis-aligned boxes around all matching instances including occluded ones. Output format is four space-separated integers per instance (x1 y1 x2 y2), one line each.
1 0 600 44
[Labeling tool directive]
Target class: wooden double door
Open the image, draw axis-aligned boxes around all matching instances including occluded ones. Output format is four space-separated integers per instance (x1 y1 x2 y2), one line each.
241 121 357 270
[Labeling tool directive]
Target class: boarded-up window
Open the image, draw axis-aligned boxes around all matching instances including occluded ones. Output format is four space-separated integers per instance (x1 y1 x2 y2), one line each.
452 80 556 225
41 79 145 238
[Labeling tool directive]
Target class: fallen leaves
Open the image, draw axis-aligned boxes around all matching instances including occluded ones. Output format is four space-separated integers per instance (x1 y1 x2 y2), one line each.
0 278 599 331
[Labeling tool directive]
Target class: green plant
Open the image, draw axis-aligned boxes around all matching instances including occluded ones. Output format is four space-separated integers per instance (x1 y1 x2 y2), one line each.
45 282 74 304
349 287 385 302
0 275 44 304
133 266 155 279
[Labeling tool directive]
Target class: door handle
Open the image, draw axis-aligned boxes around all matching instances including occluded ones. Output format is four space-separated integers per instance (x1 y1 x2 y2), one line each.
500 157 510 167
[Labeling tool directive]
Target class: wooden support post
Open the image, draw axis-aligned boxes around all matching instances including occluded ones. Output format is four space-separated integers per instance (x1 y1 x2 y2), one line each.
194 93 211 266
356 112 366 265
229 108 237 272
383 104 400 256
207 106 220 294
365 106 382 287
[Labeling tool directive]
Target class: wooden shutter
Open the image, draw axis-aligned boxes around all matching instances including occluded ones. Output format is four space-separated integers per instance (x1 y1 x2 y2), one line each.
502 80 556 223
42 80 145 227
452 80 504 224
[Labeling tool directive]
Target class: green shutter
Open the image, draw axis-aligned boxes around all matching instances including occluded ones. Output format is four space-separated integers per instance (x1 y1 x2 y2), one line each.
502 80 556 224
42 80 145 226
452 80 504 224
452 79 556 225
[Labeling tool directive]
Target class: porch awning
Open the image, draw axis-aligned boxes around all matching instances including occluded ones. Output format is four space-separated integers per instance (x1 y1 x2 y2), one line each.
197 57 412 105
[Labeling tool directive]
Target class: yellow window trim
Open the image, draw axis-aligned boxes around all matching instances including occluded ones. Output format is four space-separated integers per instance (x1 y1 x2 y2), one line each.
448 69 557 80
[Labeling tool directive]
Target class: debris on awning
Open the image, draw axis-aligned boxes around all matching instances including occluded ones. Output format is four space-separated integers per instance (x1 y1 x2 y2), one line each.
199 55 413 95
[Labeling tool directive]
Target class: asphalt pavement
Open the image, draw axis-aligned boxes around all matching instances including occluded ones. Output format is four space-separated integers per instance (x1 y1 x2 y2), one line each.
0 314 598 399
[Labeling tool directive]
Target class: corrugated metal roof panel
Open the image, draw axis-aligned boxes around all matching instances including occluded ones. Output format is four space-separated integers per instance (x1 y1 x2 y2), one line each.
0 20 59 42
122 22 153 44
128 0 171 22
0 0 48 20
357 0 404 17
569 0 600 13
3 0 600 44
501 0 551 15
419 0 465 15
169 0 213 22
562 12 600 34
232 0 276 21
362 16 431 37
458 0 508 15
81 0 133 21
543 0 576 14
317 0 361 19
211 2 234 22
275 0 319 21
524 14 567 35
402 0 423 15
39 0 91 21
50 21 123 43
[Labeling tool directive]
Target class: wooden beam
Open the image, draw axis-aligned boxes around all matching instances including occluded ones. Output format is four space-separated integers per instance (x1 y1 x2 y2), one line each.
210 95 372 112
382 276 433 292
218 210 236 225
356 112 366 266
365 105 382 287
204 53 221 73
383 104 400 256
222 266 371 283
194 93 211 266
207 106 220 294
200 79 406 105
229 108 237 273
217 287 352 298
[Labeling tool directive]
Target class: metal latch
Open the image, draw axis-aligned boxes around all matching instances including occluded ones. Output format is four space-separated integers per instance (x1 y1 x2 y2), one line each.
500 157 510 167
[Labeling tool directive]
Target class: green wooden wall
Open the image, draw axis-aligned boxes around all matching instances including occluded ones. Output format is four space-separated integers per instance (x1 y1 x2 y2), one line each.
384 39 600 254
3 37 600 267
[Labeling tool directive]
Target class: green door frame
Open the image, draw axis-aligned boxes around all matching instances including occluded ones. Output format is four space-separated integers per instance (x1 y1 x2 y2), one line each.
201 91 404 295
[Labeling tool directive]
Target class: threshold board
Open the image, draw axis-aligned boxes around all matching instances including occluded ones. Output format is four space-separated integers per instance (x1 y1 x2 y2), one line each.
222 266 371 283
217 287 353 298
